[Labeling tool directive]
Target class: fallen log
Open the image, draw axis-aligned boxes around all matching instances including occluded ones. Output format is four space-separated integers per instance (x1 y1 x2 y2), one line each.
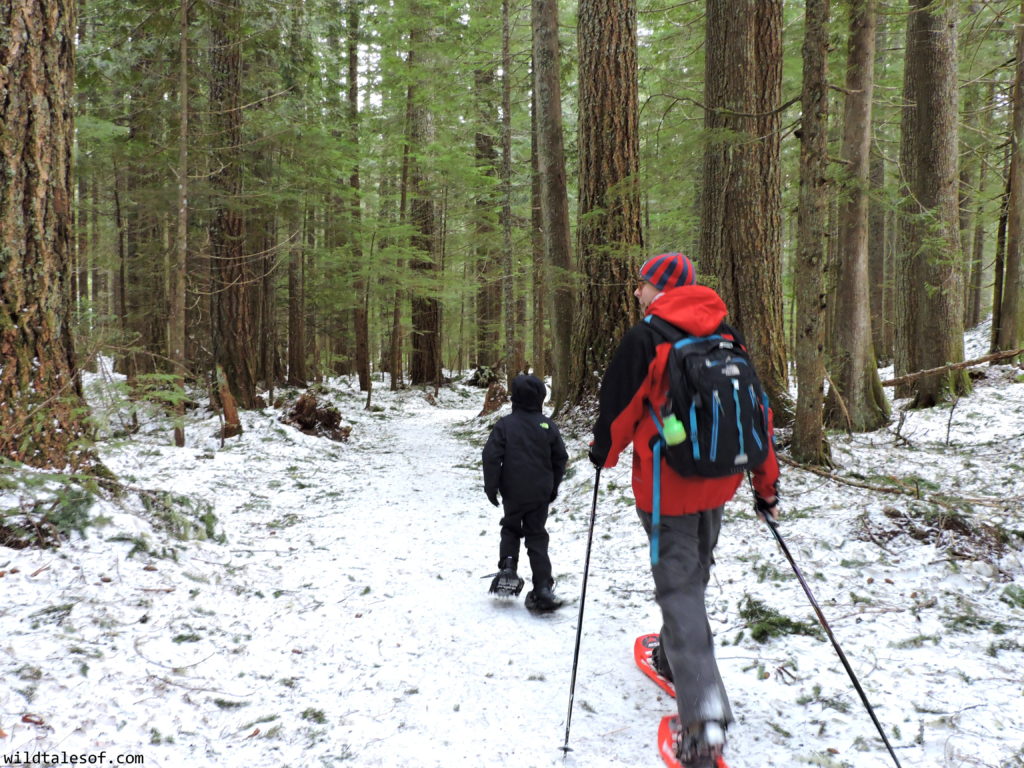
879 348 1023 388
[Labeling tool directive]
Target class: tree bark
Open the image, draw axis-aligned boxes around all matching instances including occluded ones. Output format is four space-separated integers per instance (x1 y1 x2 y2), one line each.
699 0 792 422
500 0 518 385
997 2 1024 357
966 83 995 332
897 0 966 409
348 0 370 392
530 84 547 380
473 67 501 370
792 0 832 466
406 32 441 386
0 0 94 469
992 158 1009 354
894 0 970 406
568 0 643 407
868 148 889 360
868 14 890 362
826 0 888 431
287 201 307 386
532 0 573 403
171 0 189 447
210 0 258 408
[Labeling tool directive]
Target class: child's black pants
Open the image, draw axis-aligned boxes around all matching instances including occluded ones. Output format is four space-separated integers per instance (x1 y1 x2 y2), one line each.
499 501 552 588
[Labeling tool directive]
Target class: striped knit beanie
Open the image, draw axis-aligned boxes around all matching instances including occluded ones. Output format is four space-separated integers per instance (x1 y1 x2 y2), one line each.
638 252 697 291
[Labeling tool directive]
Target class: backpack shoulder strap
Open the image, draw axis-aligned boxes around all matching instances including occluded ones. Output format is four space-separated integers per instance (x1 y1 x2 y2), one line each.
643 314 687 343
716 321 748 352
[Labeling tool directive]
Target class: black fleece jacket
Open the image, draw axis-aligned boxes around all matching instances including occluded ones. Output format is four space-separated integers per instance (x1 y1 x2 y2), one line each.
482 375 568 507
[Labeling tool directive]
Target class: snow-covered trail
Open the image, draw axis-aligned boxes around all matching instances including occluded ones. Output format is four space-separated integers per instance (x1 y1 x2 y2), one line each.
5 366 1024 768
172 395 677 768
265 400 584 767
128 394 597 768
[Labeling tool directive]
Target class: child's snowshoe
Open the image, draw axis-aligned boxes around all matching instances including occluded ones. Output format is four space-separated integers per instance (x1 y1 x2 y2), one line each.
486 557 524 597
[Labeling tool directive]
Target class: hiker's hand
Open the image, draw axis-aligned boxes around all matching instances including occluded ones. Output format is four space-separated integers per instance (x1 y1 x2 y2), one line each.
588 448 605 469
549 488 558 503
754 494 780 523
486 490 499 507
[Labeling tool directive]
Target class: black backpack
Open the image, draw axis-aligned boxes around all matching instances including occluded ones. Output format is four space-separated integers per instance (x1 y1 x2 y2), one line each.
645 314 771 478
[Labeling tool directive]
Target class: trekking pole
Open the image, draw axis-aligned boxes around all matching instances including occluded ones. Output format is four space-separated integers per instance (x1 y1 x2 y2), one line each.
560 467 600 756
762 515 903 768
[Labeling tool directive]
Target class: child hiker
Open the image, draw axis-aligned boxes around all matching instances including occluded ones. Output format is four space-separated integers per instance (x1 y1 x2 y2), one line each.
482 374 569 612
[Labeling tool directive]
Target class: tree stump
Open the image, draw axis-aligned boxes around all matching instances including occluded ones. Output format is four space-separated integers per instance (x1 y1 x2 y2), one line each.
478 381 508 417
281 393 351 442
217 365 243 438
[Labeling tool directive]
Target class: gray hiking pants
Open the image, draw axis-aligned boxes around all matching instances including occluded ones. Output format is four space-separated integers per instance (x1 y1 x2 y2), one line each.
638 507 734 729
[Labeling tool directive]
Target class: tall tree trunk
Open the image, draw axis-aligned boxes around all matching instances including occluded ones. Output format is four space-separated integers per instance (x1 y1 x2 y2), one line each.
258 209 277 388
967 155 988 329
390 110 412 391
90 175 106 320
966 81 996 331
530 84 547 380
868 148 889 361
210 0 257 413
0 0 93 469
826 0 888 431
699 0 791 422
474 68 501 370
959 81 980 329
868 14 890 362
73 0 89 321
348 0 370 392
532 0 573 404
406 33 440 385
122 39 162 380
895 0 969 406
500 0 516 384
792 0 832 465
992 158 1010 354
567 0 643 406
304 207 321 382
171 0 189 447
997 2 1024 356
287 200 307 385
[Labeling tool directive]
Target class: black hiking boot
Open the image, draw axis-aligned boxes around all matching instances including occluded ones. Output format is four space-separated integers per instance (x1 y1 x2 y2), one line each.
524 585 563 612
488 557 524 597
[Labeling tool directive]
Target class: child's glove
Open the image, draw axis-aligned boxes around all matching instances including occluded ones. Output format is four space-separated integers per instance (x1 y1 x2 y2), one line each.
486 490 499 507
588 448 605 469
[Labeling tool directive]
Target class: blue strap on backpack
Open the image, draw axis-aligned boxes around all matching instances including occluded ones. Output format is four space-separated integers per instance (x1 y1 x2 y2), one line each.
649 404 666 565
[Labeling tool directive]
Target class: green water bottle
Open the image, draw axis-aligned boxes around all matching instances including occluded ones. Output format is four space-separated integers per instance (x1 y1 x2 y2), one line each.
662 413 687 446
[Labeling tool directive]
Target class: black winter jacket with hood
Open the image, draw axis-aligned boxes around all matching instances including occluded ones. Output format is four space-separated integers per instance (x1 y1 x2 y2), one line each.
482 375 568 507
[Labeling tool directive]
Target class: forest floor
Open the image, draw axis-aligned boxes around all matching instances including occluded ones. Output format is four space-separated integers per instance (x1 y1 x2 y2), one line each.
1 323 1023 768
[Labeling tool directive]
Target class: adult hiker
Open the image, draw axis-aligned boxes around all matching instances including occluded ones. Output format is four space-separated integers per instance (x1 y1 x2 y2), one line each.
589 252 781 768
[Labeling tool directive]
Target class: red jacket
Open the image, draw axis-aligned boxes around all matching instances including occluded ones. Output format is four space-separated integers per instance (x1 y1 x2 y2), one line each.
592 285 779 515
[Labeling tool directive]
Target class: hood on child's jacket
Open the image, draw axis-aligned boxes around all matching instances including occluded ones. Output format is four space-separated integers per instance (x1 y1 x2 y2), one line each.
510 374 545 413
